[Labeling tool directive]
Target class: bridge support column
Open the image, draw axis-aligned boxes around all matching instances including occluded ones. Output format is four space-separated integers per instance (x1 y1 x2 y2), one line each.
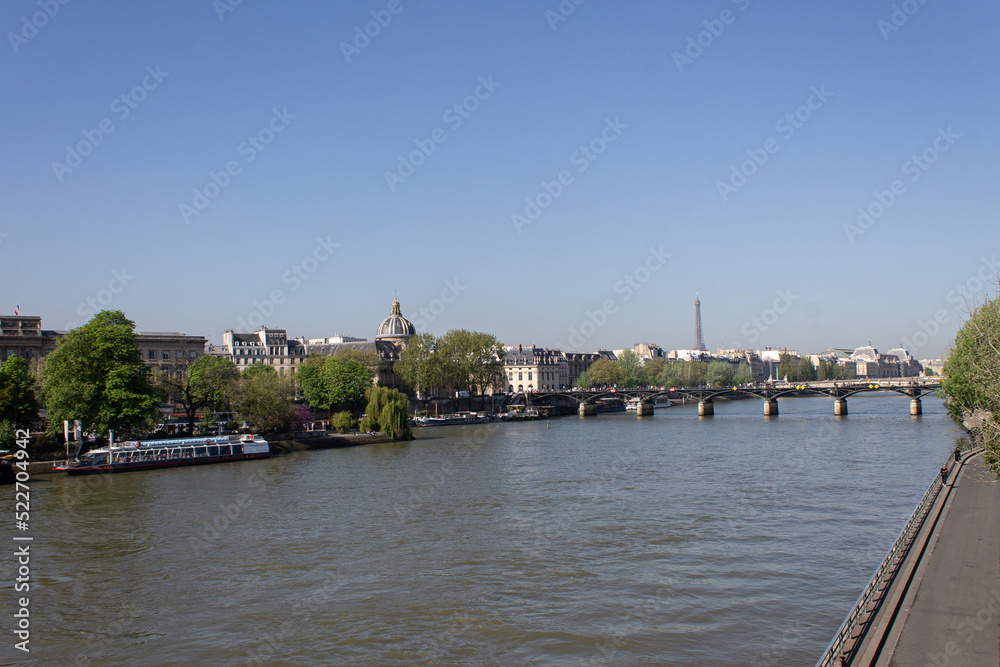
698 400 714 417
764 398 779 417
578 403 598 417
636 400 654 416
834 398 848 416
910 398 922 416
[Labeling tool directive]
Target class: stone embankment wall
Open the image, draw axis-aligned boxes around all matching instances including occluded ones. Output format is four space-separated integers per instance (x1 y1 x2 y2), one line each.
266 432 392 454
409 395 510 415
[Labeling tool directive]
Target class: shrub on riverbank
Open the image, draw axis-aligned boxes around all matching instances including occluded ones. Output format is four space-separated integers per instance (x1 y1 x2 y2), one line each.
332 411 354 434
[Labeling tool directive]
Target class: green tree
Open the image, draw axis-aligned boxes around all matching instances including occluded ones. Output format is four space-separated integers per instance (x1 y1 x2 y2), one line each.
677 361 707 386
326 356 374 412
658 362 683 387
776 353 798 382
332 410 354 434
467 332 505 395
433 329 505 396
155 355 239 435
41 311 159 437
298 355 374 414
242 362 274 379
796 357 817 382
643 358 668 386
704 360 735 387
616 350 642 388
588 358 624 387
0 356 40 427
297 355 328 409
334 347 381 377
0 356 40 448
924 367 936 376
360 386 412 440
942 293 1000 473
198 411 218 435
395 330 504 397
575 371 592 390
229 365 293 432
394 333 441 398
734 361 753 385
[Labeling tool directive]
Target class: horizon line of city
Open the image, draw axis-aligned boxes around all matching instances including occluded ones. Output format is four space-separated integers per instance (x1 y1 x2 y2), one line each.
1 303 947 366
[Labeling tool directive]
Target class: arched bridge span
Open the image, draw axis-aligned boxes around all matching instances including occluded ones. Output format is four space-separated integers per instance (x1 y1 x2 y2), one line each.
507 379 942 418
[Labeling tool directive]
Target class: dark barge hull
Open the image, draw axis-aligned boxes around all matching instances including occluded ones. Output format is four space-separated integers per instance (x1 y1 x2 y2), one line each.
64 451 271 475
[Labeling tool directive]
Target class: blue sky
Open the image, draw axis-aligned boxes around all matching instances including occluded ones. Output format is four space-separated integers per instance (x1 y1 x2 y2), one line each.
2 0 998 359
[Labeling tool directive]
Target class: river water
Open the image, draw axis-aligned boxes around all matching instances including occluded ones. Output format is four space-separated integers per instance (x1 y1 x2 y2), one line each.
3 394 962 666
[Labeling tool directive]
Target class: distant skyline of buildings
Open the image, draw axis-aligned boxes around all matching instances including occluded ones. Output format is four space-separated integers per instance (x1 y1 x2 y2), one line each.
2 296 940 394
4 292 945 366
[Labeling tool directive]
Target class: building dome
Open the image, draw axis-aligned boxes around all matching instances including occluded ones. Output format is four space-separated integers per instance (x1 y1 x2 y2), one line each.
376 298 416 343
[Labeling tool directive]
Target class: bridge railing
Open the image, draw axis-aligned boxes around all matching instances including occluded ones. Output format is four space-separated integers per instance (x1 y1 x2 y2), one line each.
814 452 953 667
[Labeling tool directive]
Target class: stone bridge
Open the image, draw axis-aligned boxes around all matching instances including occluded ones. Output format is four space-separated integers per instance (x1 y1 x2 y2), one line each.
507 379 942 417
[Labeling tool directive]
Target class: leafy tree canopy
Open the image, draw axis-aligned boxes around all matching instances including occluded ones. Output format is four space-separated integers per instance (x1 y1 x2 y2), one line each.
155 355 239 435
230 367 293 433
734 361 753 385
615 350 642 388
704 360 735 387
0 355 40 449
0 355 40 427
41 311 159 436
588 358 624 387
395 330 504 397
643 358 668 386
360 386 412 440
942 292 1000 472
299 355 374 413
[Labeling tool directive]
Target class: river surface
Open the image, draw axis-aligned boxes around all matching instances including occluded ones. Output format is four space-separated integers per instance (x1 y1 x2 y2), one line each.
2 394 963 666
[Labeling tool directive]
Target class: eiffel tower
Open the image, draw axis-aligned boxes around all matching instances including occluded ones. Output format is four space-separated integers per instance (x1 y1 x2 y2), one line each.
694 293 707 352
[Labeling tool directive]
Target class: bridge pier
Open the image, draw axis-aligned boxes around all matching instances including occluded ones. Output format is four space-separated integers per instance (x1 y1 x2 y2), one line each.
578 403 598 417
834 398 848 416
910 398 922 416
636 400 654 416
698 400 714 417
764 398 779 417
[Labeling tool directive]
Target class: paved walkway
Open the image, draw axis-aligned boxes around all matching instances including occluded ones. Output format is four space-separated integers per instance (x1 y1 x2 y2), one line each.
884 455 1000 665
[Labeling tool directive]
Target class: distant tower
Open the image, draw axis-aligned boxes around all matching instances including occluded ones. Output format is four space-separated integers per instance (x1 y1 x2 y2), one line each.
693 293 707 351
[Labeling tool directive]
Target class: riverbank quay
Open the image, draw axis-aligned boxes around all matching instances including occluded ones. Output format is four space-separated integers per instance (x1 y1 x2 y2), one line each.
817 449 998 666
266 431 392 454
868 453 1000 665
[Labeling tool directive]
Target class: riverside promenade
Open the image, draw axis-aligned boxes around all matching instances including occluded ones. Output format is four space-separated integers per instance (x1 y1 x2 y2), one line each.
850 453 1000 666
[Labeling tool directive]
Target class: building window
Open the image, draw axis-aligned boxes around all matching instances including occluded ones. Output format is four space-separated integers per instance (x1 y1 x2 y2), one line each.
518 372 523 381
162 351 170 360
148 350 156 360
528 372 532 381
189 350 197 358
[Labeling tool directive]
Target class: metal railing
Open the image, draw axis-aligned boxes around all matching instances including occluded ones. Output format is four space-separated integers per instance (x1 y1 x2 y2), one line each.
814 453 957 667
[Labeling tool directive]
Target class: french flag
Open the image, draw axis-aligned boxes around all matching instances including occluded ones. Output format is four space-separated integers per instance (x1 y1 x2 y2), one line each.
13 304 18 316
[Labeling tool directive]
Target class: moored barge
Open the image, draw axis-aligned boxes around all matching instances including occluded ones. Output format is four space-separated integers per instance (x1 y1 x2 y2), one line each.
53 434 270 475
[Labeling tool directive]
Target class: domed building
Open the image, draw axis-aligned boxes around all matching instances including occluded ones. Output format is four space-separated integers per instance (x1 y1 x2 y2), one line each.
376 298 416 349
